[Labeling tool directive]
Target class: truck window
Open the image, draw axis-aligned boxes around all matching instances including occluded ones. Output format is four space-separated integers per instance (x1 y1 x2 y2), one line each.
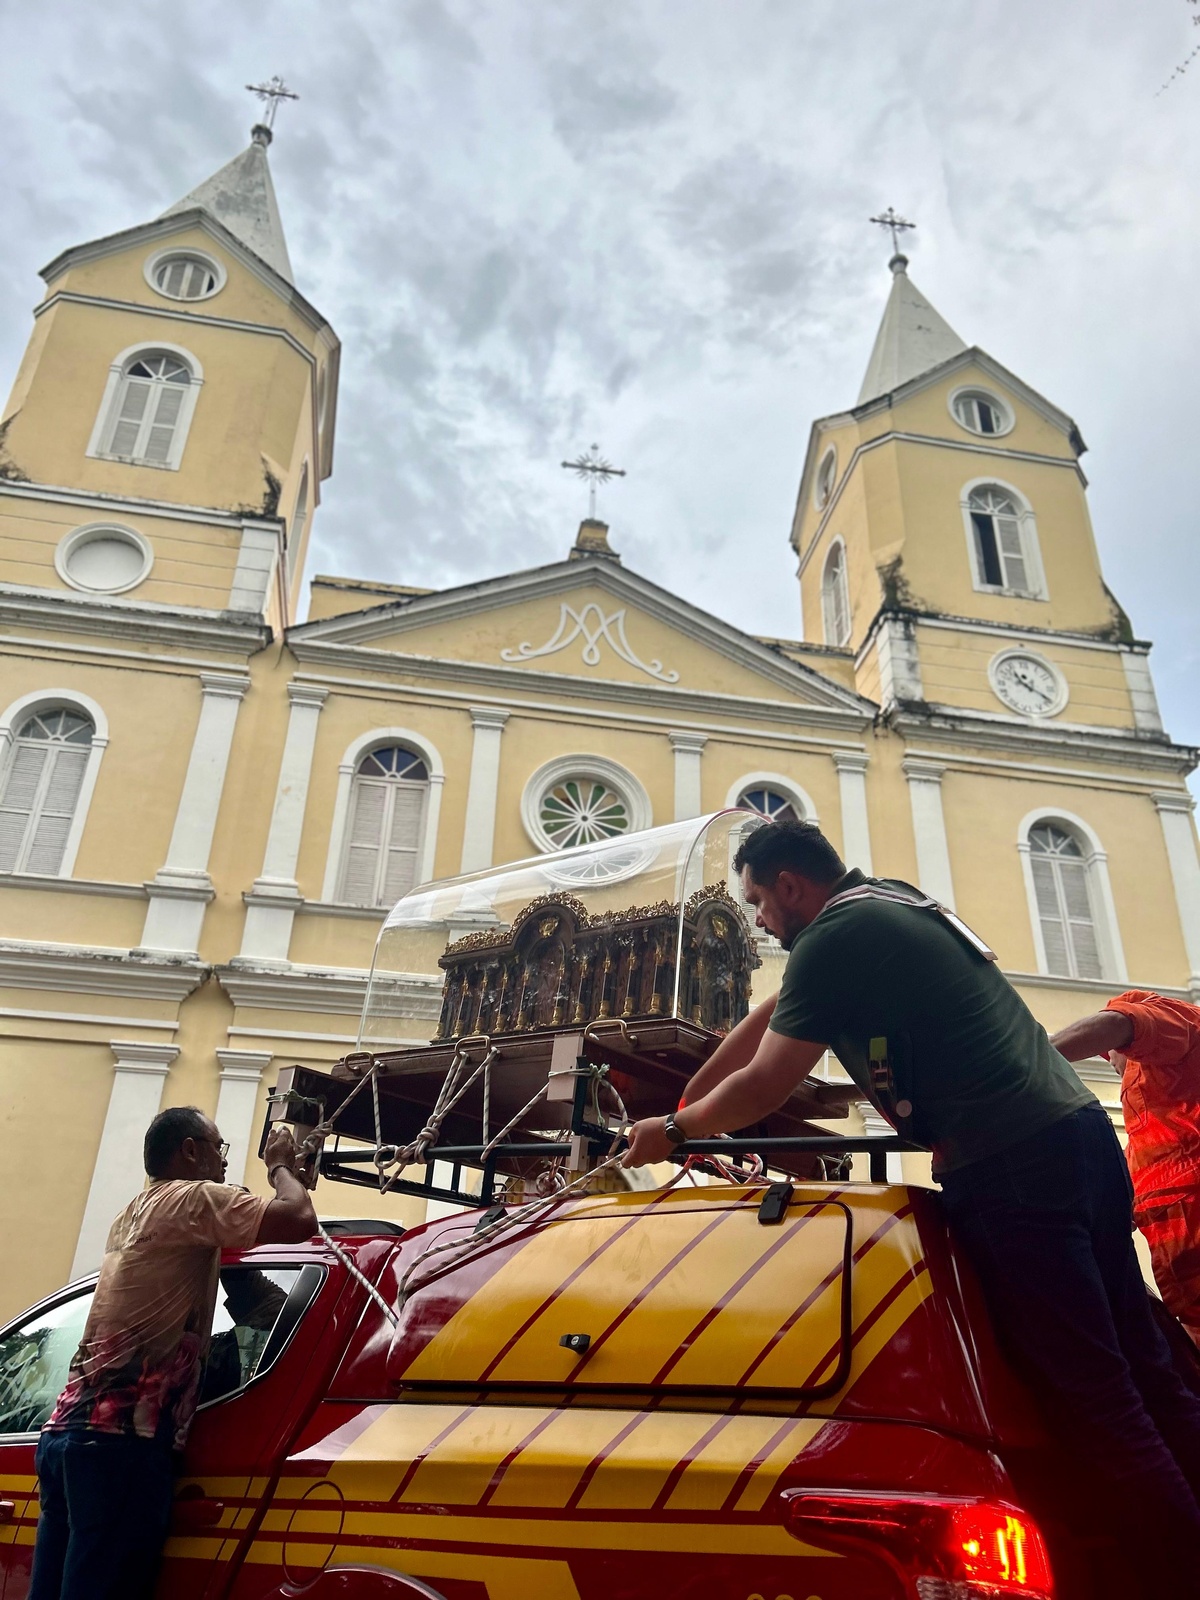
198 1264 324 1406
0 1288 95 1437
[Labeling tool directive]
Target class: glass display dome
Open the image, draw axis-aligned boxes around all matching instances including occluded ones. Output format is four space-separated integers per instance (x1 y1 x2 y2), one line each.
359 810 783 1051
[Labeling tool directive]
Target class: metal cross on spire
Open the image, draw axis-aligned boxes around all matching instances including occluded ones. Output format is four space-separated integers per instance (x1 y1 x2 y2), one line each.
245 75 299 131
869 206 916 260
561 444 626 521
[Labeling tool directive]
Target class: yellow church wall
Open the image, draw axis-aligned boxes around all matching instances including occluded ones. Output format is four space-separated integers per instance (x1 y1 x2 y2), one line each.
937 765 1191 990
286 911 387 971
288 685 478 896
915 626 1136 728
0 886 145 947
0 1035 129 1318
698 737 844 839
3 298 312 517
890 444 1112 633
0 653 223 887
887 370 1076 463
43 226 323 345
0 496 248 611
861 734 922 884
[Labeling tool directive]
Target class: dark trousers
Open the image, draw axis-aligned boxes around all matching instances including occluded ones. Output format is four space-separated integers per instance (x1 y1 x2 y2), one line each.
941 1102 1200 1593
29 1429 173 1600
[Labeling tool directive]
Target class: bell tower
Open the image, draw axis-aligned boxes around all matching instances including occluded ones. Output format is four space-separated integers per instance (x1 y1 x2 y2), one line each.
0 107 339 627
789 247 1160 743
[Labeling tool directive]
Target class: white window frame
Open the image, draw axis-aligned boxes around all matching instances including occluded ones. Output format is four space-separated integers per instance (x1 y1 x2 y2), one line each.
948 385 1014 439
322 727 445 903
54 523 154 596
821 537 851 645
143 246 227 303
1017 808 1127 984
724 773 818 824
960 477 1048 601
521 754 652 855
0 690 109 878
86 341 204 473
813 445 838 510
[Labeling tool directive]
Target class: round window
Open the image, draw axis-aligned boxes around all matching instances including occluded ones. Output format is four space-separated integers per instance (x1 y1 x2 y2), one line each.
145 250 225 302
951 388 1011 437
540 778 630 850
56 525 153 595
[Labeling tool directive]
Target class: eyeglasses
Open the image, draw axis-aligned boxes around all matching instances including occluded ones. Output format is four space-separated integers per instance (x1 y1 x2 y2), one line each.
201 1138 230 1161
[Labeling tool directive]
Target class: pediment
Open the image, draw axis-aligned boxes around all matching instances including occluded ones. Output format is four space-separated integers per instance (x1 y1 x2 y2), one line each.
291 557 870 716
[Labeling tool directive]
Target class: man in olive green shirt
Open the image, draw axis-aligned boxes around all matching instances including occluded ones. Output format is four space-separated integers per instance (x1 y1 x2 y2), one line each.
624 819 1200 1591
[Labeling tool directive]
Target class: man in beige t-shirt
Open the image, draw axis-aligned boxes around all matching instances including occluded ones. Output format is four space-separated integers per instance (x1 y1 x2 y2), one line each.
29 1104 317 1600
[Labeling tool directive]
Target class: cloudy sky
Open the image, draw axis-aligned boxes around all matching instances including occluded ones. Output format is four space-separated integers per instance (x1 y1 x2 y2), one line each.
2 1 1199 755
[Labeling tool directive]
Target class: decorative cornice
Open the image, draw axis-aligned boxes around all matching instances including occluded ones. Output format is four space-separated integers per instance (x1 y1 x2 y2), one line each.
0 585 271 655
110 1040 179 1072
1152 790 1196 815
901 757 946 784
286 681 329 709
890 709 1196 777
668 729 709 754
0 941 207 1002
216 962 443 1020
468 705 511 731
288 650 874 737
0 477 285 535
0 873 146 899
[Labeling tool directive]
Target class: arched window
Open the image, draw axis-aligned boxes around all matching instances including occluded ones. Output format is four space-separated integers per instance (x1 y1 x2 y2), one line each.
965 483 1044 597
821 541 851 646
0 709 94 875
338 745 431 907
89 346 202 471
1028 823 1103 980
737 786 800 823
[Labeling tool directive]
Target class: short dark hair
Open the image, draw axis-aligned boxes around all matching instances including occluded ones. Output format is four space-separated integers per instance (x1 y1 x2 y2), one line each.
732 818 846 887
144 1106 210 1178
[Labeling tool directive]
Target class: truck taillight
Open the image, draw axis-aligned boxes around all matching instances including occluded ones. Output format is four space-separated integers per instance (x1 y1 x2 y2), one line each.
782 1490 1054 1599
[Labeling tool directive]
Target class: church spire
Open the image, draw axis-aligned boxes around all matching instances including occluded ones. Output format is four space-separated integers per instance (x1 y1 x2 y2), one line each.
856 254 967 406
159 122 294 284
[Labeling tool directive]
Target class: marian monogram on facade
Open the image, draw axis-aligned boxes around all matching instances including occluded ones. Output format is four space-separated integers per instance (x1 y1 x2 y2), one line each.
501 603 680 684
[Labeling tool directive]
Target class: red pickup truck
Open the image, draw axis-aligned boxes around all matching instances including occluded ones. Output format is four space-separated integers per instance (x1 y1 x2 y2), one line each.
0 1176 1160 1600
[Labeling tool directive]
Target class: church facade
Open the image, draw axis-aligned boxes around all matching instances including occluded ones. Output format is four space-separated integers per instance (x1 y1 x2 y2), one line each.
1 121 1197 1319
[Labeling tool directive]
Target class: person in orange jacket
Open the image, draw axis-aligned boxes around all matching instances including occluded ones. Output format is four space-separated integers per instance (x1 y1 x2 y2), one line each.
1053 990 1200 1347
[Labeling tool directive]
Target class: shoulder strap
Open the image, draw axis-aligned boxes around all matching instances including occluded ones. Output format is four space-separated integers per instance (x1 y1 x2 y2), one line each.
822 880 997 963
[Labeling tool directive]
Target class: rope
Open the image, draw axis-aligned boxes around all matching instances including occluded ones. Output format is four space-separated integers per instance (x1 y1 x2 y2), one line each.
317 1223 401 1329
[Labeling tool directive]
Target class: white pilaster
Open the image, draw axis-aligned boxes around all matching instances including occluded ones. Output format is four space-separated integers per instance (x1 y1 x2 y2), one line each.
214 1049 272 1186
72 1042 178 1277
876 615 924 707
902 757 955 909
139 673 249 956
669 730 708 822
229 520 283 614
460 707 510 874
1154 791 1200 998
833 751 873 874
1122 649 1164 735
238 684 329 965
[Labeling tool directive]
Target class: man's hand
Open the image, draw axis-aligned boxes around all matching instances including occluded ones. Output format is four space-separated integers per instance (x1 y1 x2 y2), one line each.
622 1116 675 1169
256 1125 318 1244
262 1124 298 1177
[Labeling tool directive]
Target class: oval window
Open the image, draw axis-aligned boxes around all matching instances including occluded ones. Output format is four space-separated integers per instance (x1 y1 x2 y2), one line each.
56 525 153 594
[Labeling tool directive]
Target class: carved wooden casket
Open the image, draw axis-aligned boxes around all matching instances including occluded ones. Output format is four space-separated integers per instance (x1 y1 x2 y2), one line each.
434 883 761 1042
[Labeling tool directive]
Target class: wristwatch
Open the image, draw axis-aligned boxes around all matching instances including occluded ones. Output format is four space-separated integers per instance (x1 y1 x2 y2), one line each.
663 1113 688 1146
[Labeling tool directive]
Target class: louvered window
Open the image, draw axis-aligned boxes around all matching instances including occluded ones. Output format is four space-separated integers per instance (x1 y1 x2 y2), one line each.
0 710 94 876
821 542 851 646
1029 823 1103 980
969 486 1031 593
104 354 192 466
338 747 430 907
152 254 218 300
